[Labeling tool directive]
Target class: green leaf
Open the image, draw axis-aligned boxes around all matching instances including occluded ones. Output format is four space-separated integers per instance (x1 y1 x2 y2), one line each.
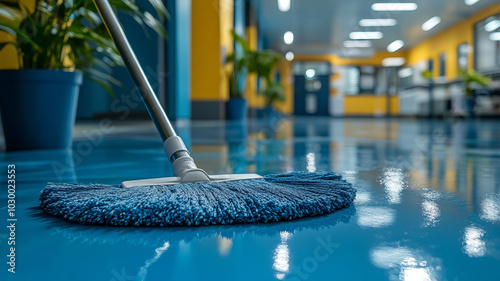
130 14 150 37
140 11 166 38
0 4 23 21
0 17 39 49
231 30 250 53
91 57 113 73
147 0 169 20
226 53 235 63
109 0 140 13
75 8 102 25
0 0 168 92
64 0 74 9
86 67 122 87
86 74 117 98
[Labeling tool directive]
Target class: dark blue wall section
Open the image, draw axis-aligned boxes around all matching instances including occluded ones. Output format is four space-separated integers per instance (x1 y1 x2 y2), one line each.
110 0 164 116
77 0 192 121
294 75 330 116
234 0 247 96
76 75 111 119
166 0 191 120
234 0 245 38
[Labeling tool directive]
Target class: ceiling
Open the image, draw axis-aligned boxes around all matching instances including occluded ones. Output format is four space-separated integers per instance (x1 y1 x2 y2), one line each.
250 0 499 57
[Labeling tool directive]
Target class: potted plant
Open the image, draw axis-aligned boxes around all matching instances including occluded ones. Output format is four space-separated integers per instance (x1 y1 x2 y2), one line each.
225 70 248 120
225 31 249 120
246 49 284 117
459 69 491 117
0 0 167 150
227 30 284 119
261 81 285 117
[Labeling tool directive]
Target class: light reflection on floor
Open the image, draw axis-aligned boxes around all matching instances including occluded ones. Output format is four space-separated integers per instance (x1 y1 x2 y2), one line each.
0 117 499 281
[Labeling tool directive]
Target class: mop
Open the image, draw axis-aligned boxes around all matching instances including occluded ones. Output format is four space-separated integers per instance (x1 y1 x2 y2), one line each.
39 0 356 226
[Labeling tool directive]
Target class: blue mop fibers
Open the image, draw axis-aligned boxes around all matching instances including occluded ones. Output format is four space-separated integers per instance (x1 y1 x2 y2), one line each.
39 172 356 227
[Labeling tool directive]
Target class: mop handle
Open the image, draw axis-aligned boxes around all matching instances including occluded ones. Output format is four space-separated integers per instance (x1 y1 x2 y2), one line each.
92 0 175 141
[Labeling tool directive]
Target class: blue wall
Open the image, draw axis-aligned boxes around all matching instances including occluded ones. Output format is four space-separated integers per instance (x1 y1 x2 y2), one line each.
167 0 191 120
77 0 192 121
110 0 162 116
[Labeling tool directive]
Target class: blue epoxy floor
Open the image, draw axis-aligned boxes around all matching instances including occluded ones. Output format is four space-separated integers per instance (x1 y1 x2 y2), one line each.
1 117 500 281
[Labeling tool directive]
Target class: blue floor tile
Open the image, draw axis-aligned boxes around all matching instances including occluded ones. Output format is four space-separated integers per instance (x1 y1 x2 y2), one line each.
0 117 499 281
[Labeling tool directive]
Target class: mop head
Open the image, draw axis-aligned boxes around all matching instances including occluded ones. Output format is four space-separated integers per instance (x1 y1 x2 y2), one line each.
39 172 356 226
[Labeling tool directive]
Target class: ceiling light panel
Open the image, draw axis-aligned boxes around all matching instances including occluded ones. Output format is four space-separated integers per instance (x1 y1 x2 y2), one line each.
278 0 290 12
349 32 383 40
371 3 418 11
422 16 441 31
465 0 479 6
387 40 404 52
343 40 373 48
485 20 500 32
382 57 406 67
359 19 397 26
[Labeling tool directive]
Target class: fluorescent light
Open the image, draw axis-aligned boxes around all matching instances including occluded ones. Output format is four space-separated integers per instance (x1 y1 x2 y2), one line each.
284 31 294 45
485 20 500 32
305 69 316 79
399 68 413 78
278 0 290 12
371 3 418 11
285 51 294 61
382 57 406 67
465 0 479 6
387 40 404 52
490 32 500 41
422 16 441 31
349 32 383 40
359 19 397 26
343 40 373 48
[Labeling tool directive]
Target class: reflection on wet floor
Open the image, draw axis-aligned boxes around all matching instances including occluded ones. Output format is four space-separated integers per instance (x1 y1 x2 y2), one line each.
192 117 500 208
0 117 499 281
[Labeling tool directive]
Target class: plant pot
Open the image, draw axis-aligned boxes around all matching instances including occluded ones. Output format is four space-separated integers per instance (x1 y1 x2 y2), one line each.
0 69 83 151
465 96 476 118
226 97 247 120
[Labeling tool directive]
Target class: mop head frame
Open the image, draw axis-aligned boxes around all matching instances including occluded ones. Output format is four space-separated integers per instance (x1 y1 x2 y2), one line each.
40 172 356 227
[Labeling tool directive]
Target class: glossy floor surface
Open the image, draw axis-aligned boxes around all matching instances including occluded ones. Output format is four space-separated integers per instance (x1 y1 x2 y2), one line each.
1 117 500 281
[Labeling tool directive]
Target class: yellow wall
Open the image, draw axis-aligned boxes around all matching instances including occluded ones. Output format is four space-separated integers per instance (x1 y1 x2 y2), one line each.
0 32 18 69
275 58 293 114
191 0 233 101
343 96 398 115
245 26 266 108
0 0 35 69
219 0 233 101
407 3 500 80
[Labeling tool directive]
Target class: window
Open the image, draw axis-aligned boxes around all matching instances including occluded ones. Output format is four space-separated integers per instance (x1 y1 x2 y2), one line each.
474 14 500 71
344 66 385 95
457 43 470 70
359 66 376 93
343 67 359 95
439 52 446 78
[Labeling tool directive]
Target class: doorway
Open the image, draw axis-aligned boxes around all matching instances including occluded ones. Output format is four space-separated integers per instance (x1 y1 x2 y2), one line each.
293 62 330 116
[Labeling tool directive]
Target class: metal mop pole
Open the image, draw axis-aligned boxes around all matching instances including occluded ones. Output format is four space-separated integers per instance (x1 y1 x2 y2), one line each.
92 0 208 181
93 0 261 187
92 0 174 141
